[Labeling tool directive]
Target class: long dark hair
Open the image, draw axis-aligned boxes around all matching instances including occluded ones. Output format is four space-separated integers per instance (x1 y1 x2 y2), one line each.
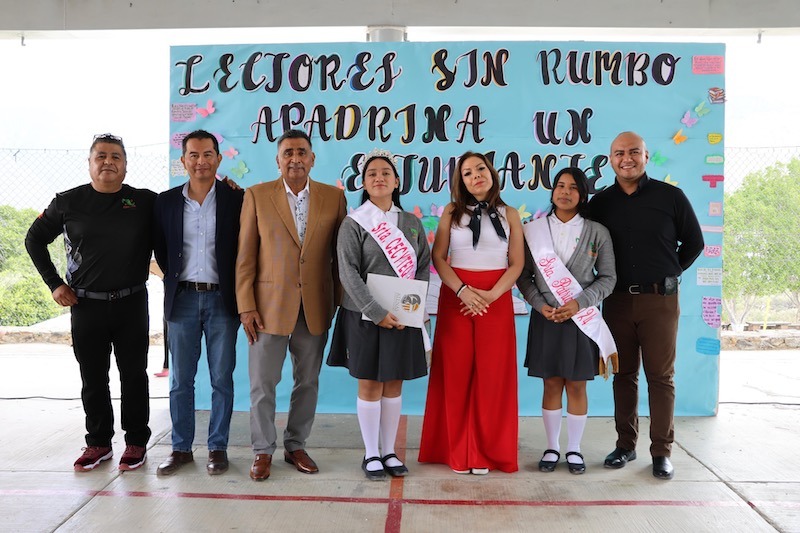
449 151 506 227
359 155 403 209
549 167 591 219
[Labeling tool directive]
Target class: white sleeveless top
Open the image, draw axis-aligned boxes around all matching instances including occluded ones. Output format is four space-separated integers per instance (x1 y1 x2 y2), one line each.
449 205 510 270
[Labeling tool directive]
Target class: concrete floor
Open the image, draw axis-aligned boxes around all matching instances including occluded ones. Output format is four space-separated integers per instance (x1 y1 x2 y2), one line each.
0 344 798 533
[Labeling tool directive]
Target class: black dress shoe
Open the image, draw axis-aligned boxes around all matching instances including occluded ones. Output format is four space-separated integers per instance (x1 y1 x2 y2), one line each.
604 447 637 469
652 456 674 480
207 450 229 475
565 451 586 475
362 456 386 480
538 449 560 472
381 454 408 477
157 451 194 476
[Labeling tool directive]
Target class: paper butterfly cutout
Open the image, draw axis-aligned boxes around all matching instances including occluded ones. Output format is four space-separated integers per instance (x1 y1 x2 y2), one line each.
196 100 215 118
230 160 249 179
681 111 698 128
517 204 532 220
695 101 710 117
650 151 667 166
335 179 345 190
413 205 423 219
222 147 238 159
426 230 435 245
664 174 679 186
430 203 445 217
673 129 688 145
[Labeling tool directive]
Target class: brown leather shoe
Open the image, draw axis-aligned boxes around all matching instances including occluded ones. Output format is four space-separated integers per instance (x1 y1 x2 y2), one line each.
157 451 194 476
206 450 229 475
250 454 272 481
284 449 319 474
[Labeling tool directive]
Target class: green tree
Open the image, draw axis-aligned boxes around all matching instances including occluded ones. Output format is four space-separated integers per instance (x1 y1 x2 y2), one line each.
723 158 800 327
0 205 66 326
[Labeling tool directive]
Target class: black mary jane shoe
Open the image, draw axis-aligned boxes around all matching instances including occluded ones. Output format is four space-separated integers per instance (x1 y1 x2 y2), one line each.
565 451 586 475
381 453 409 477
362 456 387 481
538 449 560 472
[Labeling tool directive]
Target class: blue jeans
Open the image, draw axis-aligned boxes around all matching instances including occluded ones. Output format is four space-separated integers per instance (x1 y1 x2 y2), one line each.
168 288 239 452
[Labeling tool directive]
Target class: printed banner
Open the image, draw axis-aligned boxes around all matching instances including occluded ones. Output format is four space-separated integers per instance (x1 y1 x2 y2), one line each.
171 41 724 416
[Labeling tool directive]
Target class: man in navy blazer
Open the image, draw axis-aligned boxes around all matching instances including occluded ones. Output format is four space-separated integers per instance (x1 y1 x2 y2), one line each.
153 130 244 476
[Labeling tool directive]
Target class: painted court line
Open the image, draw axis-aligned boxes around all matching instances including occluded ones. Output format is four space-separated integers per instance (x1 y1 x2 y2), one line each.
3 488 754 508
5 414 782 515
384 414 408 533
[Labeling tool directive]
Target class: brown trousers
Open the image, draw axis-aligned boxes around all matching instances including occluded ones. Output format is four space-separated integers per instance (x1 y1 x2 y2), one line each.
603 292 679 457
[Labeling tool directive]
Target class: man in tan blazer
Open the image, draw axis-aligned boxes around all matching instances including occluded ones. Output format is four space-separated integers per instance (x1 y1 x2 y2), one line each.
236 130 346 481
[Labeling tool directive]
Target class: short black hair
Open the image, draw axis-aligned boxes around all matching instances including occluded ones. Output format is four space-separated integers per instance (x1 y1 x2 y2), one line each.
182 129 219 155
277 129 312 149
90 133 126 158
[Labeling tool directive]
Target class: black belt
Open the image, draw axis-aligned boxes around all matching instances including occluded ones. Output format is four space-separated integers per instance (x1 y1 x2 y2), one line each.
179 281 219 292
618 283 663 295
616 276 678 296
75 283 146 301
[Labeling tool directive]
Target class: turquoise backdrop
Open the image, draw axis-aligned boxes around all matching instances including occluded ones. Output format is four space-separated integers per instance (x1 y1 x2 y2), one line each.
169 40 725 416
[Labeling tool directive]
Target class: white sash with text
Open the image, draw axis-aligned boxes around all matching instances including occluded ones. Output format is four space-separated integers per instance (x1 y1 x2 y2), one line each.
349 201 430 350
524 217 617 364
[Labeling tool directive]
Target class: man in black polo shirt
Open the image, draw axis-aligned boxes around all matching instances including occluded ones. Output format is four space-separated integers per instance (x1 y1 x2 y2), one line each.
589 131 703 480
26 134 155 472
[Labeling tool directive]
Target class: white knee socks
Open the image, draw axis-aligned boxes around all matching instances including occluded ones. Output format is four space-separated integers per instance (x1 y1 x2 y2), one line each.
357 398 383 471
566 412 587 464
380 395 403 468
542 408 562 462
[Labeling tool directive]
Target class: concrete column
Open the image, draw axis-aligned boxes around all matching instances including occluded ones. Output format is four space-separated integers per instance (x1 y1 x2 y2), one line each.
366 25 407 42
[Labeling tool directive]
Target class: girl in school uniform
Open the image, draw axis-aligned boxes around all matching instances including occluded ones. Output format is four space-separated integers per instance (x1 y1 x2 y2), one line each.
517 167 617 474
328 150 430 480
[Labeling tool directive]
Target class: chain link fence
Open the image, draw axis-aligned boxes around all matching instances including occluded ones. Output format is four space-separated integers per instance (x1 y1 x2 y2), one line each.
1 144 799 328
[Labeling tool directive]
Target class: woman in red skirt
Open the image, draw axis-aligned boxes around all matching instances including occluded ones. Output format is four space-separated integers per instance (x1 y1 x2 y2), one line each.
419 151 523 474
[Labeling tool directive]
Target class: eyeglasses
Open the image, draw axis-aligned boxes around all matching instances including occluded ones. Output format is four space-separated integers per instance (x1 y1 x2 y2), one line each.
93 133 123 142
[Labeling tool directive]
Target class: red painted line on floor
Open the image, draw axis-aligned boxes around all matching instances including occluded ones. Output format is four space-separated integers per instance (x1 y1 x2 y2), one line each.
3 488 756 508
750 500 800 509
385 414 408 533
400 498 749 508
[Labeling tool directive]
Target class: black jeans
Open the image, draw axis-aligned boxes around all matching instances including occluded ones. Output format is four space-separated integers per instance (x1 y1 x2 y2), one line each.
71 290 152 447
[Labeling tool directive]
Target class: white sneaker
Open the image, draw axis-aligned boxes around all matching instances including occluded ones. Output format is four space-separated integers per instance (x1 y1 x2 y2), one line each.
470 468 489 475
452 468 470 474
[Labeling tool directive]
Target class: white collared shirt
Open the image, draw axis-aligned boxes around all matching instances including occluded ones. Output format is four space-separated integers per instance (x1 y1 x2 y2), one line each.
369 200 401 227
283 178 310 225
549 212 584 263
179 182 219 283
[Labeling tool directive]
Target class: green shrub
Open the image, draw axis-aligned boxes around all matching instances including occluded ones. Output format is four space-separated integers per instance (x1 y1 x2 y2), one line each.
0 204 69 326
0 272 65 326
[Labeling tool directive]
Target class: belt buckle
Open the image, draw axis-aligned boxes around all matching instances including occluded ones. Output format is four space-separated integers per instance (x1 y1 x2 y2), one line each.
628 284 641 295
108 290 120 300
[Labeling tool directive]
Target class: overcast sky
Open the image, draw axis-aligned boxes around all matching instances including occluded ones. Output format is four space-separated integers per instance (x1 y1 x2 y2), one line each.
1 27 798 152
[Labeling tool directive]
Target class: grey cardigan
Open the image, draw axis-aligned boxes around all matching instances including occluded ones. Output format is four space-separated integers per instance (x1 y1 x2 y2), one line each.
517 217 617 312
336 212 431 324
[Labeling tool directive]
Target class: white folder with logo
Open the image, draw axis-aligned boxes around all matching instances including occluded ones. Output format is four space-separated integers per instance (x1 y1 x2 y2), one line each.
363 273 428 328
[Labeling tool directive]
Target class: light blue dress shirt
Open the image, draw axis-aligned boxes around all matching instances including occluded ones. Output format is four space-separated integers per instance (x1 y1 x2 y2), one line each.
179 182 219 283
